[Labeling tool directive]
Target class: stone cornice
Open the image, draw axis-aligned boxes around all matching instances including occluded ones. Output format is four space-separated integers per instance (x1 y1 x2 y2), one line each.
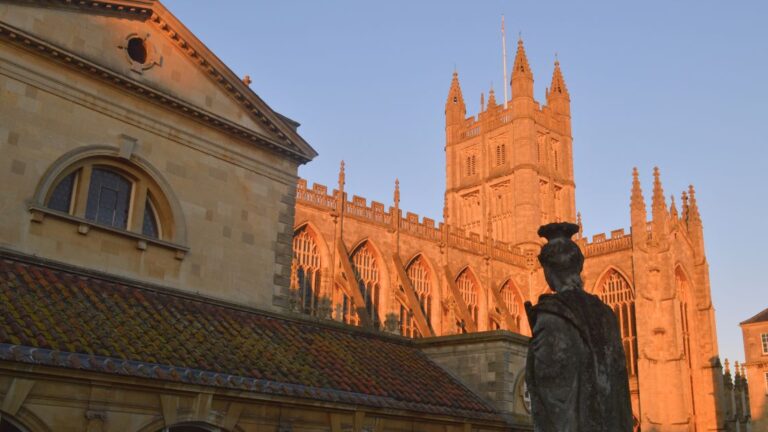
1 0 154 18
0 1 318 164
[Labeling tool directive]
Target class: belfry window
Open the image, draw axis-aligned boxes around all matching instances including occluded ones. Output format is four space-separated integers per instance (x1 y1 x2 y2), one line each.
43 157 175 243
597 270 638 376
465 154 477 176
495 144 506 166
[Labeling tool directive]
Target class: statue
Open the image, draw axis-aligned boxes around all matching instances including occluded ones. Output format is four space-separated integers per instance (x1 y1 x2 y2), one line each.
525 222 633 432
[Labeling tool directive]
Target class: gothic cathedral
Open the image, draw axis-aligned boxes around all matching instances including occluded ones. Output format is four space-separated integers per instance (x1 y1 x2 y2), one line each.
292 39 728 431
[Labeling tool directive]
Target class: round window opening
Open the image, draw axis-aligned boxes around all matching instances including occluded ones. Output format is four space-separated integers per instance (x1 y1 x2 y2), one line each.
127 37 148 64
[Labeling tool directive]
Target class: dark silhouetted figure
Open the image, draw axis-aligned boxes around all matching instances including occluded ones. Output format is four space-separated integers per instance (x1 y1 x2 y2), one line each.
525 222 633 432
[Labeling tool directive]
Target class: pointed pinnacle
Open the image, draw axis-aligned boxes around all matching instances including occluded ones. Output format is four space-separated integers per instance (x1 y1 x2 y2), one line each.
669 194 678 219
394 178 400 205
338 160 346 188
549 57 569 96
688 184 701 223
631 167 646 210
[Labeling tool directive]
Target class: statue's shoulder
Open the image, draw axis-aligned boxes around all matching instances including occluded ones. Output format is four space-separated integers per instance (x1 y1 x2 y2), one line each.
533 293 575 318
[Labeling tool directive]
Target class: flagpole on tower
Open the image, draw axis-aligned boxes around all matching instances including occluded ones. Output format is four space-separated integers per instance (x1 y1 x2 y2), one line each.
502 15 509 109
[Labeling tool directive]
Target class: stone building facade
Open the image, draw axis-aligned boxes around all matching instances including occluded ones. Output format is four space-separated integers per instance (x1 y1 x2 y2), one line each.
741 308 768 431
0 1 532 431
291 39 729 431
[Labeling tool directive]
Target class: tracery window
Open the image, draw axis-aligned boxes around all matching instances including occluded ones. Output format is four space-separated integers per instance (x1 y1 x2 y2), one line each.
407 256 432 324
291 227 322 315
500 280 522 331
44 158 173 241
597 270 638 376
456 269 479 325
351 243 381 327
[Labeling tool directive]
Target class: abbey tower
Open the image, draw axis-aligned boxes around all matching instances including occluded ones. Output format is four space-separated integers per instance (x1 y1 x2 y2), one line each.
445 39 575 248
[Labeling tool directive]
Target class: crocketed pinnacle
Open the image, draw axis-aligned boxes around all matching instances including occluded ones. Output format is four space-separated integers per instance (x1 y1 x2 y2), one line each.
447 71 465 106
512 38 532 78
688 185 701 225
549 57 569 97
652 167 667 214
487 87 497 107
631 167 646 211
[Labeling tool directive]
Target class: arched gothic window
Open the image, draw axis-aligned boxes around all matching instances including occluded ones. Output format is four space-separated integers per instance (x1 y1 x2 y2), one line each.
43 157 174 241
291 227 322 315
597 270 638 376
351 243 381 327
407 256 432 325
456 269 479 325
500 280 522 331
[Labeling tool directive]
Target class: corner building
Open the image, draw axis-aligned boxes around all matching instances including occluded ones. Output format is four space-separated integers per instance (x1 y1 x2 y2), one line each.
292 39 729 431
0 1 531 431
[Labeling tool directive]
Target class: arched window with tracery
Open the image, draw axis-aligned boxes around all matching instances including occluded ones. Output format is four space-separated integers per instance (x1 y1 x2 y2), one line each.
456 269 479 327
597 270 638 377
407 256 432 325
500 280 522 331
350 242 381 327
291 227 322 315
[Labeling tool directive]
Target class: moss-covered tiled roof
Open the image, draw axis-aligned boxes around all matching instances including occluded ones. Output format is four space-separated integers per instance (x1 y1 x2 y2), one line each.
0 253 499 420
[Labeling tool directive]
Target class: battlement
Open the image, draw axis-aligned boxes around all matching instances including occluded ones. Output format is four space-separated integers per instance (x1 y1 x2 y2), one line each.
583 227 633 257
295 178 530 267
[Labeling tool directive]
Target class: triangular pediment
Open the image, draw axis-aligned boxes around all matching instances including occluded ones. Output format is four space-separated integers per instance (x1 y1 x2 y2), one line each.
0 0 317 162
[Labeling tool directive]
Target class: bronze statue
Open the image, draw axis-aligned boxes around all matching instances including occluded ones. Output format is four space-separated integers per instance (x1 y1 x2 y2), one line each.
525 222 633 431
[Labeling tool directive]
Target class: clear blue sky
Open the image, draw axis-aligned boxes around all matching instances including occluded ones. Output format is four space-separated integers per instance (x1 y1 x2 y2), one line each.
163 0 767 365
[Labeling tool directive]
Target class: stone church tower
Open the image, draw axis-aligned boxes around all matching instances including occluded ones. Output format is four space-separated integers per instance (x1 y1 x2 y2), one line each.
445 39 575 249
